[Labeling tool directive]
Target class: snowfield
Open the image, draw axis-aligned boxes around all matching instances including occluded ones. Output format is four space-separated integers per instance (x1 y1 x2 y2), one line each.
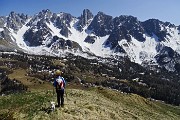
5 13 180 68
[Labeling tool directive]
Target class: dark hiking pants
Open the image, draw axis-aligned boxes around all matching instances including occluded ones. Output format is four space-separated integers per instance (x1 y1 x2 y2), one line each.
56 89 64 107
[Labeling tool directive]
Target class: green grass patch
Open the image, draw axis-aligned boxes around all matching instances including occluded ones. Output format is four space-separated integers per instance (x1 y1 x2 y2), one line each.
0 91 55 119
0 88 180 120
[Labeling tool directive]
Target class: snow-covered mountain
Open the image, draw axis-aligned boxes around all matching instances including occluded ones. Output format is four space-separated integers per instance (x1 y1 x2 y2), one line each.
0 9 180 72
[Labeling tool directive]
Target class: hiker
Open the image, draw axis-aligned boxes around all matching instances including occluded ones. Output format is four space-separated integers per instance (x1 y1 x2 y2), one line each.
53 70 66 107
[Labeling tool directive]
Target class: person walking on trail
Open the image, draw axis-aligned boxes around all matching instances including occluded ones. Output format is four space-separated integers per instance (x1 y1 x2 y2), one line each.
53 70 66 107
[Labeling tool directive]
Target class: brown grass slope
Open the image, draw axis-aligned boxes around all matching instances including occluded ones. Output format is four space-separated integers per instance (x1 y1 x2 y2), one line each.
0 57 180 119
0 86 180 120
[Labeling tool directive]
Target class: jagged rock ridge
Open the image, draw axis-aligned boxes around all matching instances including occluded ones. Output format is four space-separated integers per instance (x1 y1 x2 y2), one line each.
0 9 180 72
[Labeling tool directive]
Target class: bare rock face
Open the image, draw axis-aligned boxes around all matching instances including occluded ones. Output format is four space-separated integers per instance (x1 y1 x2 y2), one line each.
7 11 28 31
77 9 93 31
88 11 113 37
1 9 180 72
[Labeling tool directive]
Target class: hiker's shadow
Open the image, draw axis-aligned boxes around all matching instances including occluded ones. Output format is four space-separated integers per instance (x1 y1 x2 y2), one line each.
40 107 53 114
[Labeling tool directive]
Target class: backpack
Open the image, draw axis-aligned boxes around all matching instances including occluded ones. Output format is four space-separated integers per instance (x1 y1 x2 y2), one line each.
56 76 65 90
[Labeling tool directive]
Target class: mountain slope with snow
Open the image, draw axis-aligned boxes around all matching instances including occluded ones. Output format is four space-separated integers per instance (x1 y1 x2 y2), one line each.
0 9 180 71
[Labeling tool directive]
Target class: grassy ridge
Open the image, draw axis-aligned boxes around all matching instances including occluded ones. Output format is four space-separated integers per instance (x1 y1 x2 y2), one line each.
0 87 180 120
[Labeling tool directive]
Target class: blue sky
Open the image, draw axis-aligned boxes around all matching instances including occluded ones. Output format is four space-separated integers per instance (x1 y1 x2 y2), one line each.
0 0 180 25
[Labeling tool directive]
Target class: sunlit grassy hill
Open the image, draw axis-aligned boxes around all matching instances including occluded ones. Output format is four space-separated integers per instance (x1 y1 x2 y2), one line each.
1 86 180 120
1 53 180 120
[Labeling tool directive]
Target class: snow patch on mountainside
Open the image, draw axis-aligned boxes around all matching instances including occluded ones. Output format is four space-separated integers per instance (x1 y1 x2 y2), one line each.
0 28 3 32
162 27 180 53
46 22 67 40
12 18 93 57
28 46 52 55
3 11 180 69
119 27 180 65
119 34 158 64
84 35 111 57
9 19 31 51
68 18 88 50
68 18 112 57
45 18 112 58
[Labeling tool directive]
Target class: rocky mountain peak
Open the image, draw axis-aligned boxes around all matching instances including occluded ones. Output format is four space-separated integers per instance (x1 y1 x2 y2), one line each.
77 9 93 31
9 11 16 18
164 21 175 28
116 15 142 27
113 15 145 42
96 11 105 16
55 12 73 28
0 17 6 28
142 19 174 41
37 9 52 22
24 10 74 47
42 9 51 13
1 9 180 73
6 11 28 31
104 15 145 50
178 25 180 31
83 9 93 19
88 11 113 37
27 9 52 27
